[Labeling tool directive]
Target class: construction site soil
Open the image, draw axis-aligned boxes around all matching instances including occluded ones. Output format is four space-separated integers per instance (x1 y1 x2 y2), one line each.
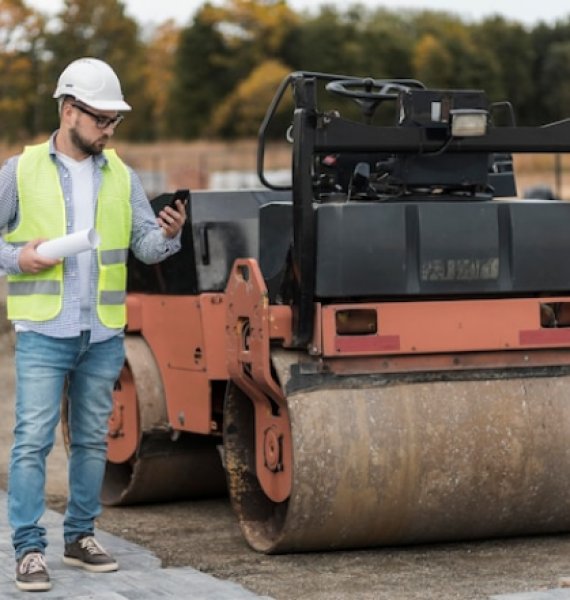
1 293 570 599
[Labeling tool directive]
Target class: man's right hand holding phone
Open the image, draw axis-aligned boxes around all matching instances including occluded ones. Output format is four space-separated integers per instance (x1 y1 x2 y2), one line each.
159 189 189 238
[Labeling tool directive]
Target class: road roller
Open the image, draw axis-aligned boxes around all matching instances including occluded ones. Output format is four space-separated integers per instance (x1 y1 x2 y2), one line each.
101 71 570 553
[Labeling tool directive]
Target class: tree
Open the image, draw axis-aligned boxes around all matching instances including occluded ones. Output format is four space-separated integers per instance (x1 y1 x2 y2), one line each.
0 1 565 142
202 0 298 69
412 33 454 88
41 0 152 139
209 59 292 138
410 12 501 94
360 9 415 79
167 0 298 139
166 7 234 138
540 40 570 123
530 18 570 124
291 6 362 75
0 0 45 140
473 17 535 124
144 20 180 138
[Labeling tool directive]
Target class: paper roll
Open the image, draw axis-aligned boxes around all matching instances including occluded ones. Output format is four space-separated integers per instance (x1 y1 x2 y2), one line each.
0 229 99 277
36 228 100 259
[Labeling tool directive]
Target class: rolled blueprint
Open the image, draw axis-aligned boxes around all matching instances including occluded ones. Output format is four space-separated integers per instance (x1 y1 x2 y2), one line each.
0 228 100 276
36 228 100 259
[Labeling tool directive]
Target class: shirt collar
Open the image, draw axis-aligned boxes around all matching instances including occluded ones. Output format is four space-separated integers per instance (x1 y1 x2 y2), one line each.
48 130 108 169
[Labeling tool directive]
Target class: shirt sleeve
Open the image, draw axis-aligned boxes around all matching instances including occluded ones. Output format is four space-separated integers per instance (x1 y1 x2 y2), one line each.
0 156 23 274
128 168 181 264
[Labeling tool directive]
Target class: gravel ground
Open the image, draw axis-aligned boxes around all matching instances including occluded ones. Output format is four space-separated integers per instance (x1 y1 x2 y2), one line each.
1 321 570 599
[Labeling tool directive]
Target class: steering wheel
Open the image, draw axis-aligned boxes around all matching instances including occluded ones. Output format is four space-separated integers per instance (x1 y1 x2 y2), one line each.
326 78 417 121
326 78 411 101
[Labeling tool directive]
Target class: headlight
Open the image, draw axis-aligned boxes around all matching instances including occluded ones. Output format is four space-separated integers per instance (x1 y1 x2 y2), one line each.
450 109 488 137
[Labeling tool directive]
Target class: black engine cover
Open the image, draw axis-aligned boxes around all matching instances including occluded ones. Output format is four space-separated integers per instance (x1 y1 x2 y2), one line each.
315 199 570 298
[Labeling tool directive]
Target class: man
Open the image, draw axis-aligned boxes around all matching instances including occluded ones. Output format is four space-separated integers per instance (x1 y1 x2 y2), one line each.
0 57 186 592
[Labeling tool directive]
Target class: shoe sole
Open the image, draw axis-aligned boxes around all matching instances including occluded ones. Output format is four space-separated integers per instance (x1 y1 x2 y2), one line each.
62 555 118 573
15 579 52 591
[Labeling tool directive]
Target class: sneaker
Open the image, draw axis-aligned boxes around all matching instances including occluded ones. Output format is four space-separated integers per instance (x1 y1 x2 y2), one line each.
15 551 51 592
63 535 118 573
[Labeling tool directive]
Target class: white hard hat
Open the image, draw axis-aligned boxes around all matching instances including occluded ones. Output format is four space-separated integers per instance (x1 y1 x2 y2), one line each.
53 57 132 111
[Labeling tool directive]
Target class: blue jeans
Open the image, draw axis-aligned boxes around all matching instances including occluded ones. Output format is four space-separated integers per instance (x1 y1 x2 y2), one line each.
8 331 125 559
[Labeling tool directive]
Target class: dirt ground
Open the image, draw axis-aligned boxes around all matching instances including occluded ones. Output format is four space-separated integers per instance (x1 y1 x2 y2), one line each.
1 281 570 599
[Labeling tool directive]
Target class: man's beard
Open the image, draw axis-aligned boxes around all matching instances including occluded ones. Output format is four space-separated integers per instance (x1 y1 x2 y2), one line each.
70 127 107 156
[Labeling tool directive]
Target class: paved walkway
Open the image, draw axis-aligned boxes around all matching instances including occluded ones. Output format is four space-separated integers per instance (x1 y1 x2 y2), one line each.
491 592 570 599
0 490 271 599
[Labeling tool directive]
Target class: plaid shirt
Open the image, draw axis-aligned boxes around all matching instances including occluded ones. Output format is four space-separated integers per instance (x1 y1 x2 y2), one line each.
0 133 181 342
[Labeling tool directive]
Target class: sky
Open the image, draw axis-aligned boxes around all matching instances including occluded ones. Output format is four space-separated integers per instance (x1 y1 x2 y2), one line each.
23 0 570 28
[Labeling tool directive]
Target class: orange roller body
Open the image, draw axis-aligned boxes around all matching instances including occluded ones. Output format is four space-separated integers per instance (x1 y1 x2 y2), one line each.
93 71 570 555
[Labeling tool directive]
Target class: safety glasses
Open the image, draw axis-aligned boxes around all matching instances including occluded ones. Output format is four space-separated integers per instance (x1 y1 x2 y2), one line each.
72 102 124 130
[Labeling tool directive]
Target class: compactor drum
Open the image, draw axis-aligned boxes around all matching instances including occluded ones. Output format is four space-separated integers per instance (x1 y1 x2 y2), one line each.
100 72 570 552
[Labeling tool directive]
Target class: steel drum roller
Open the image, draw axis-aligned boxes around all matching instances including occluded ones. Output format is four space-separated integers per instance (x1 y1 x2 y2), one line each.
92 335 226 505
225 359 570 553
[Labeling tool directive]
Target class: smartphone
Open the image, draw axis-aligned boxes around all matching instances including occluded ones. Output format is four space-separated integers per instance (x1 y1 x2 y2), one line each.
169 188 190 211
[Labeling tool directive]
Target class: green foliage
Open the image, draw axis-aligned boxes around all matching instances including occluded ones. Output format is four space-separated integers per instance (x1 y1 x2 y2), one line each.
413 34 454 87
41 0 152 139
530 18 570 124
209 59 293 138
540 40 570 122
472 17 535 124
291 6 364 75
0 0 45 141
144 21 180 139
0 0 568 141
165 8 236 138
360 9 415 78
411 11 502 94
166 0 298 138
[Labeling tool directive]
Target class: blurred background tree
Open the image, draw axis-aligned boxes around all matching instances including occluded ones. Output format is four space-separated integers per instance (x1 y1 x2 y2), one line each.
208 59 293 137
144 20 180 139
167 0 298 138
0 0 568 142
0 0 45 141
39 0 152 139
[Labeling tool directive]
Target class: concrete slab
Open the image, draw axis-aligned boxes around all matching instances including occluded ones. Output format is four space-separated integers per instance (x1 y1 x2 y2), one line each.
0 490 272 599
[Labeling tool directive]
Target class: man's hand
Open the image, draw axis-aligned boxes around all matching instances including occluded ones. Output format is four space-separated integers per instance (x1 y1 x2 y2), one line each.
158 200 187 239
18 239 61 274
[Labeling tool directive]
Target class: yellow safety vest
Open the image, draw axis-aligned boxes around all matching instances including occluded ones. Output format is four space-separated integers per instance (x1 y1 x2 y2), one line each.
5 141 132 328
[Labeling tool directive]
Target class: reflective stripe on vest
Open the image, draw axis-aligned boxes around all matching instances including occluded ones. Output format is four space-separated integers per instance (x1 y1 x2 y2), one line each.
100 249 128 265
8 281 61 296
100 290 126 305
6 141 131 327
